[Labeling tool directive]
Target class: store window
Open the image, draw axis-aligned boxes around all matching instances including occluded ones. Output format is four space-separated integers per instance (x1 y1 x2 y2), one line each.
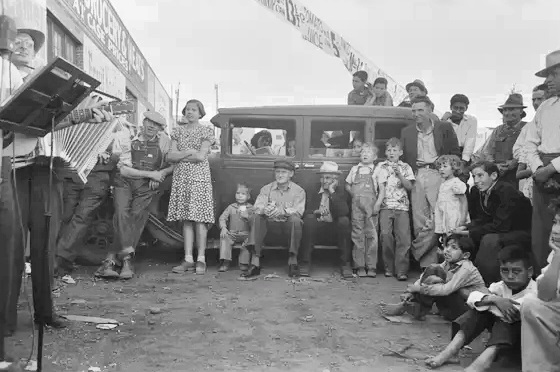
373 121 409 156
309 119 365 158
125 89 138 126
47 16 78 64
228 117 296 157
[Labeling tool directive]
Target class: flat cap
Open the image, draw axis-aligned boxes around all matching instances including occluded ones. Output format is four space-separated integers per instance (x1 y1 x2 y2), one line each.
143 111 166 128
273 159 295 171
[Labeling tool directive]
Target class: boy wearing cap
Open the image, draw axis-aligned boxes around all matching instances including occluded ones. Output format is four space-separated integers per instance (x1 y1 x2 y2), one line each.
243 160 306 278
95 111 174 280
301 161 351 277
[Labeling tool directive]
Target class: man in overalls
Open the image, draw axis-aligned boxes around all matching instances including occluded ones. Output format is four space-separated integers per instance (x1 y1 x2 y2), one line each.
95 111 173 280
483 94 527 188
345 143 385 277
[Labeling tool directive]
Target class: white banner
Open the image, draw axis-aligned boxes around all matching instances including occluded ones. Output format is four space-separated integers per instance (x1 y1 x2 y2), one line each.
255 0 408 103
83 36 127 100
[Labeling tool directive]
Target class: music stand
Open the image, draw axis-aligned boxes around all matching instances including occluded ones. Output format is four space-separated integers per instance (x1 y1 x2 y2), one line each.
0 57 100 136
0 57 100 372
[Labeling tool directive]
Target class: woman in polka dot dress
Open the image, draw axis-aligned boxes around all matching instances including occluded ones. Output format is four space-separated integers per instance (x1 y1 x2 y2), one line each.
167 99 216 275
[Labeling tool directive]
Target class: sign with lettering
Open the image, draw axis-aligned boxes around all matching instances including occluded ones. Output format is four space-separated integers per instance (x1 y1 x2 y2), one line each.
63 0 147 92
154 78 171 128
83 36 126 99
3 0 47 67
254 0 408 104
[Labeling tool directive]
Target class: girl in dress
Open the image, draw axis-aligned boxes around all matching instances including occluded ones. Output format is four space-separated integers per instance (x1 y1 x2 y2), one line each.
168 100 216 275
434 155 470 237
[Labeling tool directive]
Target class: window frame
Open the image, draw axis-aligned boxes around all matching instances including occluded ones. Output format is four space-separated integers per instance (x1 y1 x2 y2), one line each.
372 119 411 160
47 15 79 64
223 115 302 160
301 116 372 161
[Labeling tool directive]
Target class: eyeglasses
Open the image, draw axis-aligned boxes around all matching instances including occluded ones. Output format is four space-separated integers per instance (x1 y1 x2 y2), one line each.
15 40 34 49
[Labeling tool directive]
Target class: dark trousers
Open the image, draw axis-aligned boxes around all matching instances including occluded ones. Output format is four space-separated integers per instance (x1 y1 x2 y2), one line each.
453 309 520 349
414 264 469 321
0 157 14 346
301 215 351 268
247 214 303 262
379 209 411 276
532 183 557 275
57 171 112 263
111 174 157 254
474 231 531 285
6 164 63 330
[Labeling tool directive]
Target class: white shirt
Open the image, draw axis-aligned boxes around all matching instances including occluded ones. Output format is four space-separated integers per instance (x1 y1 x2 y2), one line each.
512 121 535 163
537 251 560 299
525 97 560 172
448 114 478 162
467 279 537 321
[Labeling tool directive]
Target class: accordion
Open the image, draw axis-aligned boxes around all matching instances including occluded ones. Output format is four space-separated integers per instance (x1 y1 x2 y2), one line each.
37 100 135 183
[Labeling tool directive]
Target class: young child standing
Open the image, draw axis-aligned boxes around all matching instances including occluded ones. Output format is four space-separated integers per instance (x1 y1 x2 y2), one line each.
376 138 415 280
345 143 385 277
218 184 253 272
425 245 536 371
434 154 469 236
520 197 560 372
381 235 486 321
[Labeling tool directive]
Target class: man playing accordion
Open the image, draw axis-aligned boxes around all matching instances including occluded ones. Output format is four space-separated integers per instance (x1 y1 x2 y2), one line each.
95 111 174 280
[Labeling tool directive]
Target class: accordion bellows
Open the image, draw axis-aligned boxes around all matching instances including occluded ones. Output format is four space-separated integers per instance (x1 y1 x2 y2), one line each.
40 119 119 184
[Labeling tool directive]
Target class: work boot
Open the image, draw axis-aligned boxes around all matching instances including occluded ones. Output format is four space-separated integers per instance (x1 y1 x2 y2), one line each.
218 260 231 272
172 260 195 273
34 315 68 329
95 257 120 279
119 257 134 280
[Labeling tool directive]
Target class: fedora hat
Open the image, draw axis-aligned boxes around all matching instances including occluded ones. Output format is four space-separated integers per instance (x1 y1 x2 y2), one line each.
405 79 428 94
497 93 527 113
318 161 342 174
536 50 560 78
17 28 45 53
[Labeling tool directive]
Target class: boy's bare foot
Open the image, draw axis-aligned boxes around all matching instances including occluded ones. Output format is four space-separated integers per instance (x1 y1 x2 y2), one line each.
425 355 460 369
379 302 406 316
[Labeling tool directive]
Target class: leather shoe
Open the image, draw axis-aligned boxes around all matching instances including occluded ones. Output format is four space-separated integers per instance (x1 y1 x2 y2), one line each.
288 264 300 278
241 265 260 278
34 315 68 329
299 264 310 277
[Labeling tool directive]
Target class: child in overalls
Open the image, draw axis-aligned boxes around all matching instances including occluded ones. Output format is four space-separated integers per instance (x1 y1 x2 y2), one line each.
346 143 386 277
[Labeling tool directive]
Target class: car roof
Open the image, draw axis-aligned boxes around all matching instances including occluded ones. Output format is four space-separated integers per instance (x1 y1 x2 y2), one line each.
210 105 413 127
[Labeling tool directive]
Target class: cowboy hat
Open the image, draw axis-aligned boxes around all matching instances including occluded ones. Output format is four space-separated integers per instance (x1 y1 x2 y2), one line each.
17 28 45 53
497 93 527 113
405 79 428 94
536 50 560 78
318 161 342 174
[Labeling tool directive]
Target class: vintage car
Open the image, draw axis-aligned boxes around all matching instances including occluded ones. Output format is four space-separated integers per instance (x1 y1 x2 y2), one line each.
145 105 414 250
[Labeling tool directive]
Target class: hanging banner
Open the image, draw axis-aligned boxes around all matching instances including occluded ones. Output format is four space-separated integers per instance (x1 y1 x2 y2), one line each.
254 0 408 103
154 79 171 128
2 0 48 69
83 36 126 100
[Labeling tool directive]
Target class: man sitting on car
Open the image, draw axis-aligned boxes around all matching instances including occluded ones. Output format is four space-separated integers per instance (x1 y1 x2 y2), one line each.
242 160 306 279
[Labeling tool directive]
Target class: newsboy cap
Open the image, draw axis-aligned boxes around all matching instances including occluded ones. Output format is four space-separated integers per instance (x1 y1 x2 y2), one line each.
273 159 295 171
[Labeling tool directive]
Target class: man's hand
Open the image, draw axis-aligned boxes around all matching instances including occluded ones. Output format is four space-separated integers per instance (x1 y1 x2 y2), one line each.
373 203 381 215
492 296 520 323
220 227 229 239
149 180 160 190
89 108 114 123
328 179 338 194
441 111 452 121
452 226 469 236
149 171 165 182
98 152 111 164
406 283 422 293
534 164 556 183
266 207 283 219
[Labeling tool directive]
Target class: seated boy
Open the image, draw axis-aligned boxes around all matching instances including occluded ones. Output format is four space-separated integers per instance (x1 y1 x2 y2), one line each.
520 197 560 372
218 183 253 272
425 245 536 371
381 235 486 321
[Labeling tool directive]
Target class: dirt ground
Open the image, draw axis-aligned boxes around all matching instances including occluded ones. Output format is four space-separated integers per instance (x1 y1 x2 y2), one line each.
6 248 520 372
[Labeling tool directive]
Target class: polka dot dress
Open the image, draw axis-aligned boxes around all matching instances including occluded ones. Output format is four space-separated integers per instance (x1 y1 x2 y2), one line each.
167 124 216 224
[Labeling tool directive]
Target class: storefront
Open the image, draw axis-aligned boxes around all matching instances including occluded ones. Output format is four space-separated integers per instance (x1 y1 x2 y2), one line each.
4 0 172 129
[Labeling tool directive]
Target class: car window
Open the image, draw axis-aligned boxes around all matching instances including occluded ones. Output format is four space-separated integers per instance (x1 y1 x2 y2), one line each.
309 119 366 158
374 121 409 156
228 117 296 157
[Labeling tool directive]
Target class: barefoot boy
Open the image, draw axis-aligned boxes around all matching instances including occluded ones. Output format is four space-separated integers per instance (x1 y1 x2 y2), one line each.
425 245 536 371
381 235 486 321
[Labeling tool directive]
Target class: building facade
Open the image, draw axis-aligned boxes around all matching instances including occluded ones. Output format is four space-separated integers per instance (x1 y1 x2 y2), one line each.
5 0 172 129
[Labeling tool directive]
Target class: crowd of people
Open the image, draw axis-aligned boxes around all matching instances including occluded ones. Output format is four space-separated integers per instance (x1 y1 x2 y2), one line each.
1 20 560 372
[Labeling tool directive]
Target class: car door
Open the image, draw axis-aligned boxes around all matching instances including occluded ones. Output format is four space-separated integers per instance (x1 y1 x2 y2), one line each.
217 115 304 213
